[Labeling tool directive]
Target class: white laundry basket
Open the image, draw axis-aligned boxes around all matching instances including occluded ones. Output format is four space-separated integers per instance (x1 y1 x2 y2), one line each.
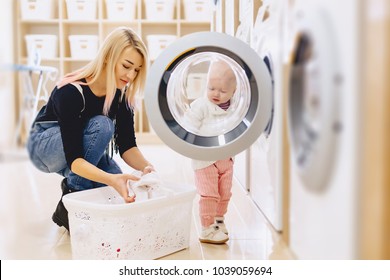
183 0 212 22
66 0 97 20
25 35 58 59
144 0 175 21
105 0 137 21
20 0 55 20
63 183 196 260
186 73 208 100
147 35 177 61
69 35 98 60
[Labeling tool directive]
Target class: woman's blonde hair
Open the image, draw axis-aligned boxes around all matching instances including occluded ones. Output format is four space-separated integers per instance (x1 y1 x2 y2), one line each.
57 26 148 115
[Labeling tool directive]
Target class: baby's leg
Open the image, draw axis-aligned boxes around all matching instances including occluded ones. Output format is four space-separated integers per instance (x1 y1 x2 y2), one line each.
216 158 234 217
195 164 220 228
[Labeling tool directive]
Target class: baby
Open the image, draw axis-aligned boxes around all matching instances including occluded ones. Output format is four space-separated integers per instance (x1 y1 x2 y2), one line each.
184 59 237 244
184 60 237 136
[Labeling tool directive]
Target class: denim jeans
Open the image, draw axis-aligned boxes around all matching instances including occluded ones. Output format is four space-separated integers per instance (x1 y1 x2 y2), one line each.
27 115 122 191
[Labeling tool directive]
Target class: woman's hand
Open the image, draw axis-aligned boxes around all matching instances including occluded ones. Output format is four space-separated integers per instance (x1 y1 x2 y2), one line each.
109 173 140 203
70 158 142 203
142 165 155 175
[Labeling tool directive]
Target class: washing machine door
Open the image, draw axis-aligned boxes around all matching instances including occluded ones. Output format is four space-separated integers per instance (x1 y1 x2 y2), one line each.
288 7 341 191
144 32 272 161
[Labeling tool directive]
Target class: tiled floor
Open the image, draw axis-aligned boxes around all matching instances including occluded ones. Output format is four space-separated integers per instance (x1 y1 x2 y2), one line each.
0 144 294 260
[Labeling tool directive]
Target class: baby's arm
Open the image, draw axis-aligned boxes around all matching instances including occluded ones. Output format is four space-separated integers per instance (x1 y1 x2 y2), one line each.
182 99 204 133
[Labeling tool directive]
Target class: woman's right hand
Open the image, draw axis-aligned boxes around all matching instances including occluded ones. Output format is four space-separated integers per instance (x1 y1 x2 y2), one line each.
71 159 140 203
109 173 140 203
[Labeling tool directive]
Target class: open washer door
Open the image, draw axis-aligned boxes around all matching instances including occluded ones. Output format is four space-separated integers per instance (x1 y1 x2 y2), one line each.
288 7 341 192
145 32 272 161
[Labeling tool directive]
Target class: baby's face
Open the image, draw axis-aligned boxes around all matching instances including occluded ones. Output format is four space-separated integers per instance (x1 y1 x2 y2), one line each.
206 61 237 105
207 77 236 105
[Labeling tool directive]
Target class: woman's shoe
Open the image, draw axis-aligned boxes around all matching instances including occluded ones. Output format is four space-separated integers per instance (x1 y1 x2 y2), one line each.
52 178 76 231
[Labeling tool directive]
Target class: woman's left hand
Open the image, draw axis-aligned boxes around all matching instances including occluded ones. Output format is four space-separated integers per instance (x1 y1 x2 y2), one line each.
142 165 155 175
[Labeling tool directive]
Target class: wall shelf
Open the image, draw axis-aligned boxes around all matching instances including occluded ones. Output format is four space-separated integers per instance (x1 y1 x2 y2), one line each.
16 0 211 143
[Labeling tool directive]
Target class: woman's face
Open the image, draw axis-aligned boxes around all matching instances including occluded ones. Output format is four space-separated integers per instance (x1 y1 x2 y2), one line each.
115 47 143 88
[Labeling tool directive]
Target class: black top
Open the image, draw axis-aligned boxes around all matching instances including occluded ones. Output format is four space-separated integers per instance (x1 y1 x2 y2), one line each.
35 82 137 168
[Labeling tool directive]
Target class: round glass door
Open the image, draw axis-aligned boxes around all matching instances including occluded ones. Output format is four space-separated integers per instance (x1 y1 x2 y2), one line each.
288 8 342 191
144 32 272 161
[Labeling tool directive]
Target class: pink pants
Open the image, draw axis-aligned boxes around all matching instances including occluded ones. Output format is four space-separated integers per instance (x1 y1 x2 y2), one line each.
194 158 233 227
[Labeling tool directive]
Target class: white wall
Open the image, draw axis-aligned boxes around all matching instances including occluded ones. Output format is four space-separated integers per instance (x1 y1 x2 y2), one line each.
0 0 15 150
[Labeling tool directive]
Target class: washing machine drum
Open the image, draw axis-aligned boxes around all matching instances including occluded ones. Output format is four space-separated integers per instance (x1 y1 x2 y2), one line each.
144 32 272 161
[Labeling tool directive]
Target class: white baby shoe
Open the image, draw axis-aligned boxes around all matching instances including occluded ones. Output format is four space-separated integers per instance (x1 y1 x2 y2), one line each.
215 216 228 235
199 223 229 244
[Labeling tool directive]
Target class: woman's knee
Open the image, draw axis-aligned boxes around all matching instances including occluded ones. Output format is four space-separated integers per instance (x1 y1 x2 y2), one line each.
86 115 114 143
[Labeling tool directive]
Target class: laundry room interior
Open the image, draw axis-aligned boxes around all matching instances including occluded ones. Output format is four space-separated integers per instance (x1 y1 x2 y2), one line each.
0 0 389 260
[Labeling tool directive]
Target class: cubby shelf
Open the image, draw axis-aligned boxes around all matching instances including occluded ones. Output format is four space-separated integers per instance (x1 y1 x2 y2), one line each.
16 0 212 142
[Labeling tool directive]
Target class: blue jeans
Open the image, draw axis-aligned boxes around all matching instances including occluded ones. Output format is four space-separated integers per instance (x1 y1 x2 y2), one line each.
27 115 122 191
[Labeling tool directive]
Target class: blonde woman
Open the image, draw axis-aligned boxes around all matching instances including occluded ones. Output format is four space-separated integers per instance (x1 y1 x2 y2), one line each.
27 27 154 231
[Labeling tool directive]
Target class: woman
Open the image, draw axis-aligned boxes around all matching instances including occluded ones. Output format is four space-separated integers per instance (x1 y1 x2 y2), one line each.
27 27 154 231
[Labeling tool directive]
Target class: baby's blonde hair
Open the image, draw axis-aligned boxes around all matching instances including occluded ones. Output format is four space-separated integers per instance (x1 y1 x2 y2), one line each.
57 26 149 115
208 60 237 89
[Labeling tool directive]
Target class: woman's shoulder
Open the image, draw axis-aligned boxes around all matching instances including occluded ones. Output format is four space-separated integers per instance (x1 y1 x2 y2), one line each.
51 83 85 107
54 82 80 92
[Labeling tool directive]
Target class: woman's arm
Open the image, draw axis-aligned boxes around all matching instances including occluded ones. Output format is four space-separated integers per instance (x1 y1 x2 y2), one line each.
71 158 139 203
115 100 154 174
121 147 154 174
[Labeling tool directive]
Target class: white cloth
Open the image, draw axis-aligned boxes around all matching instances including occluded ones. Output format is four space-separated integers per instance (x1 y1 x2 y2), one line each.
127 172 173 201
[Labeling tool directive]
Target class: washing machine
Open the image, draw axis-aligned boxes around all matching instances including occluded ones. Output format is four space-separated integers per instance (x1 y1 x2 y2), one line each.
248 0 286 232
144 31 272 174
234 0 263 192
287 0 363 259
